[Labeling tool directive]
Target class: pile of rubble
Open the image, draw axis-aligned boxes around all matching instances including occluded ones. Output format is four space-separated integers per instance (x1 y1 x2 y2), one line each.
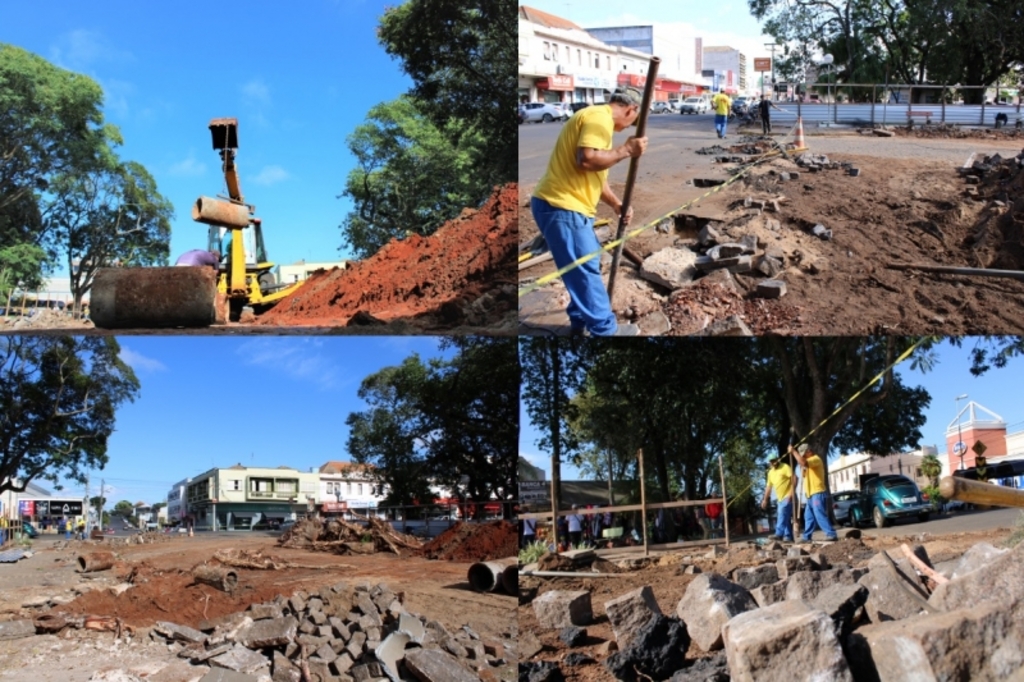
522 538 1024 680
278 516 422 556
417 521 517 562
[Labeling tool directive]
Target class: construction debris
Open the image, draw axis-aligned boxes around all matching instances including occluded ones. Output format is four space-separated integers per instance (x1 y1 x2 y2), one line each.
277 514 423 556
417 521 517 562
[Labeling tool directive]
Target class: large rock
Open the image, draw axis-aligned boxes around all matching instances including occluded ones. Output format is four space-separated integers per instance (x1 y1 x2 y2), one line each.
641 248 698 290
604 615 690 682
857 559 931 622
776 556 815 579
929 539 1024 612
154 621 207 644
846 600 1024 681
948 541 1010 579
669 651 729 682
209 645 269 675
604 586 662 649
676 574 757 651
532 590 592 628
235 616 297 649
731 563 779 591
785 568 859 602
0 620 35 641
750 580 788 608
403 647 479 682
809 583 868 641
722 600 852 682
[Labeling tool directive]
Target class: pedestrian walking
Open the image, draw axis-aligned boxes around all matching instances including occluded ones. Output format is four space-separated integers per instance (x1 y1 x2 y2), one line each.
761 455 797 542
530 86 648 337
790 444 838 542
757 94 783 135
567 505 585 547
712 89 732 139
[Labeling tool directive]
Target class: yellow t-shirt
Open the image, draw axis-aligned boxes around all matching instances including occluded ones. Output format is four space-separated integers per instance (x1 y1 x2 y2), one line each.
712 93 731 115
766 463 794 500
802 454 827 497
532 104 614 217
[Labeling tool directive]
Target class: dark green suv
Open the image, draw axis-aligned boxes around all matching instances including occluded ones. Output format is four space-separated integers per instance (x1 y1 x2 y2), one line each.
850 475 931 528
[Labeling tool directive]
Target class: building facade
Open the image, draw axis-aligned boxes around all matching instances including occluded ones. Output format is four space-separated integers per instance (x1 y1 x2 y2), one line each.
827 447 935 493
584 24 705 99
703 46 747 93
317 461 386 518
166 478 190 525
185 464 319 531
277 261 348 286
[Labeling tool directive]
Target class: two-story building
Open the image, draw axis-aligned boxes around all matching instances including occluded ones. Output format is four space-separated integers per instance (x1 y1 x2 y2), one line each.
166 478 190 526
317 461 386 518
185 464 319 531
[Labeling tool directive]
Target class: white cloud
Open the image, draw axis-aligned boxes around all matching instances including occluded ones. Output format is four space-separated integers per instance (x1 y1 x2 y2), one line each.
50 29 134 69
237 339 341 390
168 153 207 177
241 79 271 105
119 346 167 373
251 165 289 186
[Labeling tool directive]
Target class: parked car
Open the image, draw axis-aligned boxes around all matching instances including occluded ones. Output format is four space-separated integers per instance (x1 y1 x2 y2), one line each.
21 521 39 538
732 96 753 114
850 475 931 528
831 490 861 526
520 102 568 123
679 96 710 114
651 101 673 114
279 519 297 532
516 106 525 125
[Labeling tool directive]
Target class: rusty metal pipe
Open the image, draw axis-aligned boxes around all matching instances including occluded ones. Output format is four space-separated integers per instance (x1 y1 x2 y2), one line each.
90 267 218 329
77 552 114 573
467 557 517 593
192 196 251 229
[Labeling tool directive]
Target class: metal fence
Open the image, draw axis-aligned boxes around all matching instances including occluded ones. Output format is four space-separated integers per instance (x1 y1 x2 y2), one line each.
765 83 1023 127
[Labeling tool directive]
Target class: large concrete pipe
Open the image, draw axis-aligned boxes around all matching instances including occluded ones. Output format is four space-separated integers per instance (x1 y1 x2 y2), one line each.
467 557 517 593
192 196 251 229
192 565 238 592
77 552 115 573
501 563 518 596
90 267 218 329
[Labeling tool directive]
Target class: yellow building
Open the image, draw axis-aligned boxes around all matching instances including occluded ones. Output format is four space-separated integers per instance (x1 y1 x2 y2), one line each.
185 464 319 531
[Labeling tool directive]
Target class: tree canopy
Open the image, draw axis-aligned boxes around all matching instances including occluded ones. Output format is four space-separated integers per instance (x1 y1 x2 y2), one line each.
0 336 140 495
345 338 517 517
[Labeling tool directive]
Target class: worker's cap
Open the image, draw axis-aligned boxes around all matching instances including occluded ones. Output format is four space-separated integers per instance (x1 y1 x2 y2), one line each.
610 86 643 107
768 455 782 466
797 444 810 455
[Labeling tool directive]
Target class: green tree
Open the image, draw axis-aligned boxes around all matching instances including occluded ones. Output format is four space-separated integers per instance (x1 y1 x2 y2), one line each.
338 97 488 258
0 243 47 303
89 495 107 510
377 0 516 186
113 500 134 517
44 160 172 310
0 336 140 495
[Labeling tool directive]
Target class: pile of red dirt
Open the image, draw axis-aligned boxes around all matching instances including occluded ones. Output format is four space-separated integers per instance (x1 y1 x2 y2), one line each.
257 183 517 329
418 521 517 562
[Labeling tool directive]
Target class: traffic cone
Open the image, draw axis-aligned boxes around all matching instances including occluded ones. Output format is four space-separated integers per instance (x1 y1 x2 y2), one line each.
792 117 806 150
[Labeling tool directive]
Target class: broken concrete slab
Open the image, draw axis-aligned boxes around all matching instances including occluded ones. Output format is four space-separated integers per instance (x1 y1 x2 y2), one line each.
246 603 282 620
376 630 410 682
636 310 671 336
148 661 209 682
676 573 757 652
929 539 1024 612
604 615 689 682
705 315 753 337
155 621 208 645
846 600 1024 681
604 586 662 649
640 248 698 290
234 616 297 649
209 644 269 675
199 669 260 682
731 563 779 591
532 590 592 628
397 612 425 644
0 620 36 641
723 600 852 682
404 648 479 682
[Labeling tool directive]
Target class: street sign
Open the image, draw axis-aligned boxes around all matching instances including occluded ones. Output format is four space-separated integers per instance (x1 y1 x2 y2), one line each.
754 57 772 72
972 440 988 456
953 441 967 455
520 481 548 490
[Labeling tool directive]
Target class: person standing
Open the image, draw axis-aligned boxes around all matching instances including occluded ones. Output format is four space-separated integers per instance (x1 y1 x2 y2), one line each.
712 89 732 139
757 94 783 135
761 455 797 542
520 506 537 549
704 499 723 538
530 86 649 337
790 444 838 542
566 504 585 547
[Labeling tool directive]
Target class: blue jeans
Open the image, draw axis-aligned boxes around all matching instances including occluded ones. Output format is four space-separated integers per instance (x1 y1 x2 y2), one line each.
530 197 618 335
774 497 794 540
802 493 837 541
715 114 728 138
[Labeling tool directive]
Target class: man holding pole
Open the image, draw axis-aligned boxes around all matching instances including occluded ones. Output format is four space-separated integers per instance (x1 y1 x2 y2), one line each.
761 455 797 542
530 86 648 337
790 444 838 542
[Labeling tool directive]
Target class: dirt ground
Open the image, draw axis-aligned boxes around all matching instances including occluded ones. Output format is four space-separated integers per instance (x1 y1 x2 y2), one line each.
0 532 515 680
519 128 1024 336
518 523 1018 682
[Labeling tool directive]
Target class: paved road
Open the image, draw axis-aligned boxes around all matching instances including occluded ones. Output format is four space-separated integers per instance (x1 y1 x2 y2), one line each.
519 112 1024 191
854 505 1020 538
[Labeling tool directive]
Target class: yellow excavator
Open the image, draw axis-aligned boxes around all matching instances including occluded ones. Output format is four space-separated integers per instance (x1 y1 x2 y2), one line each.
90 118 303 328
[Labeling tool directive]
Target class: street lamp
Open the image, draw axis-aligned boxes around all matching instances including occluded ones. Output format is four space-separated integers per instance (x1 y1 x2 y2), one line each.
955 394 969 470
820 54 835 123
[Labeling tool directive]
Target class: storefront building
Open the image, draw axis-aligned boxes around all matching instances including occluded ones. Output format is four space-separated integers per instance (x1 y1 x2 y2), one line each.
185 464 318 531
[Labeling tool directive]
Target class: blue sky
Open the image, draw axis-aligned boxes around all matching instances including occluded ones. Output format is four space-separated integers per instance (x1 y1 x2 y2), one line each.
519 339 1024 480
1 0 413 269
51 336 451 507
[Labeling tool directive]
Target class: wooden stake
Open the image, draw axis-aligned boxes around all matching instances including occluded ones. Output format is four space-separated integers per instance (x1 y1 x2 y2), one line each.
718 452 730 547
638 448 648 557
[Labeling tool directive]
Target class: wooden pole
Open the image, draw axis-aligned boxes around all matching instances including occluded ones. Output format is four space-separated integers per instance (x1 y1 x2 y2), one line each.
718 452 730 547
638 449 648 557
608 56 661 303
887 263 1024 282
940 475 1024 508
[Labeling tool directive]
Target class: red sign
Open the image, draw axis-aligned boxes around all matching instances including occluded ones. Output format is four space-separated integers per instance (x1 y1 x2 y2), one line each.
322 501 348 512
754 58 771 72
657 79 682 94
538 74 573 91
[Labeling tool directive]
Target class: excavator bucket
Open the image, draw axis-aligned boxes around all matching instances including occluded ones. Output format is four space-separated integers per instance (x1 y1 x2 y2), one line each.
209 117 238 150
90 267 219 329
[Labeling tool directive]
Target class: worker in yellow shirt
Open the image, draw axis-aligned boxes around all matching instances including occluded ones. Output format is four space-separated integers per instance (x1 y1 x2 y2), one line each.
711 89 732 139
790 443 838 542
761 455 797 542
530 86 648 336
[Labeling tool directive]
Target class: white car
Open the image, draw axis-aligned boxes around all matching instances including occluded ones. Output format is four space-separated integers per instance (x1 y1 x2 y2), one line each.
519 102 569 123
651 101 674 114
680 96 710 114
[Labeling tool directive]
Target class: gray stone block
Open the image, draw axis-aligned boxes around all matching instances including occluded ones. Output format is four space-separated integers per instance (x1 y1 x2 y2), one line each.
949 542 1009 580
235 616 297 649
272 651 301 682
776 556 815 579
641 247 699 290
930 539 1024 612
723 600 852 682
315 642 338 663
209 645 269 675
858 561 931 622
404 649 479 682
785 568 859 602
0 620 35 641
706 315 753 337
698 224 722 246
155 621 208 644
750 581 788 608
731 563 779 591
755 279 786 298
247 603 282 620
332 653 354 675
533 590 592 628
604 586 662 649
756 257 784 278
809 583 868 641
199 669 260 682
676 573 757 652
846 601 1024 681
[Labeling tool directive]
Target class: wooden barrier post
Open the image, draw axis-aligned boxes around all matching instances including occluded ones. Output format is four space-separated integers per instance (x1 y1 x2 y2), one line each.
638 449 648 557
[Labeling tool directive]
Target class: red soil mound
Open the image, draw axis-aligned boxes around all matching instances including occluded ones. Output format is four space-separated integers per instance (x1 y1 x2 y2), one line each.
418 521 517 562
258 183 517 328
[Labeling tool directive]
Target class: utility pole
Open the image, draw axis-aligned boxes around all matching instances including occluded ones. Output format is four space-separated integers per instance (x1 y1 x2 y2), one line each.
85 474 90 536
100 478 105 531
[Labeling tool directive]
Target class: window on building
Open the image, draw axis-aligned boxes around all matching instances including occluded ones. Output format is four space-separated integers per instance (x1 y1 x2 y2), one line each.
277 480 297 494
347 482 352 494
231 480 240 491
916 468 922 478
565 46 570 63
552 43 559 61
577 48 581 66
607 56 611 70
543 41 551 60
358 483 364 495
594 54 599 68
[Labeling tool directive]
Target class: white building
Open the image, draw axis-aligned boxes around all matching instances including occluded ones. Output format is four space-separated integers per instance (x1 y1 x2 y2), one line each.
827 446 935 493
277 260 348 286
703 46 747 93
166 478 190 525
584 24 706 96
317 461 386 517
